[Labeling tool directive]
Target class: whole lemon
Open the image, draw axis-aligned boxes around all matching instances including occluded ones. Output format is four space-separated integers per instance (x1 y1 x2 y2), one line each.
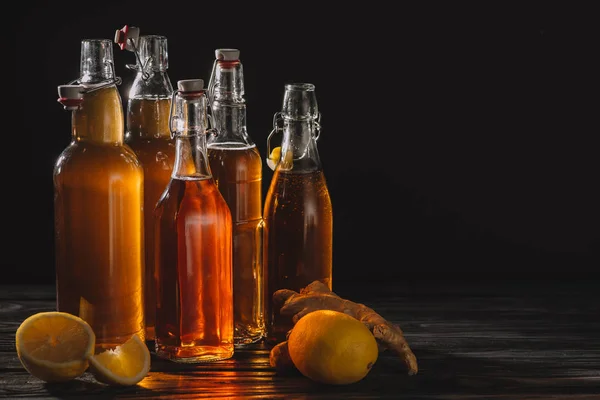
287 310 379 385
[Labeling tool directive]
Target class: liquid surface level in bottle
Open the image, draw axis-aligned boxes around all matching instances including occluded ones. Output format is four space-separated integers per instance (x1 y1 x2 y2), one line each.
54 86 145 352
208 143 264 345
154 176 234 362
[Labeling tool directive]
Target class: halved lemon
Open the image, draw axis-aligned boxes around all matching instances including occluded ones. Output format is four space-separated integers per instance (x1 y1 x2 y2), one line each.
15 311 96 382
88 334 151 386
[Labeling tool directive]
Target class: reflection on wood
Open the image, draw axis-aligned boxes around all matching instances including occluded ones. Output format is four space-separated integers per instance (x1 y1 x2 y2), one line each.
1 282 599 399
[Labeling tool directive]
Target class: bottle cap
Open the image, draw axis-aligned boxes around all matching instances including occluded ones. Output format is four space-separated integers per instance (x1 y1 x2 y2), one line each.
114 25 140 51
177 79 204 92
215 49 240 61
57 85 84 110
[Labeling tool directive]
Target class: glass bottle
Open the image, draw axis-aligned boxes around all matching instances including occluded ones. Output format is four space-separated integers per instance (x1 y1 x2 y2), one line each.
54 39 145 352
123 33 175 342
263 83 333 345
207 49 265 346
154 79 234 363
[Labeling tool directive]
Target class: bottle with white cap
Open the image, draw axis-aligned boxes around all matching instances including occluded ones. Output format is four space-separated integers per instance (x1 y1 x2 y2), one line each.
154 78 234 362
263 83 333 345
54 39 145 353
207 48 265 346
114 26 175 343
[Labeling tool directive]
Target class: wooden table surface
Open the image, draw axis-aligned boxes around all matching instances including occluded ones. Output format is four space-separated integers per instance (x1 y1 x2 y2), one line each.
1 281 599 399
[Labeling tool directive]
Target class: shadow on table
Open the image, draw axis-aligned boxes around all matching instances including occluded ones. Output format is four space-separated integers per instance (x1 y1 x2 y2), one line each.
356 348 600 399
42 377 155 399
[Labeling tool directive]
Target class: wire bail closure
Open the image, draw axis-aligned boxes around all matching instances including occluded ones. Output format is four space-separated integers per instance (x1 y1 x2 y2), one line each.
114 25 151 81
57 60 122 112
266 112 322 170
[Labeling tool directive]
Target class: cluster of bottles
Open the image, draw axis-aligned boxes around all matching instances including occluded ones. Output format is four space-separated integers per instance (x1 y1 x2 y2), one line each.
54 26 333 363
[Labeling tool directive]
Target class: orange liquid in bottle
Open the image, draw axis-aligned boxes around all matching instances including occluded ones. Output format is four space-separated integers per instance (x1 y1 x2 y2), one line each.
154 176 234 362
264 169 333 344
126 97 175 340
54 86 145 352
208 144 264 345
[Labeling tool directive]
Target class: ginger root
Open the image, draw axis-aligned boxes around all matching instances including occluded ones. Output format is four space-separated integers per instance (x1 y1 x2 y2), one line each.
269 280 418 375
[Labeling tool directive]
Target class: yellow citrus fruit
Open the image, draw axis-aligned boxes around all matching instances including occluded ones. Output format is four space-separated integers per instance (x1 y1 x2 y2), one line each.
267 146 281 170
287 310 379 385
88 334 150 386
15 311 95 382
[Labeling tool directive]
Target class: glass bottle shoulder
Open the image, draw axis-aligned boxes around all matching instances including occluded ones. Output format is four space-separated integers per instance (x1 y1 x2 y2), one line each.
54 141 143 177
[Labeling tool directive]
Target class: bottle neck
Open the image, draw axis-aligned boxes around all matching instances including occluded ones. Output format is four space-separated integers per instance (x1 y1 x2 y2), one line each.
208 59 251 144
210 102 250 143
171 91 211 178
72 86 124 144
127 71 173 139
279 119 321 172
172 134 212 179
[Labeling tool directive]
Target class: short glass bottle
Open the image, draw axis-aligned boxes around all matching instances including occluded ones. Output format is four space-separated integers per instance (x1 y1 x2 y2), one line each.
263 83 333 345
154 79 234 363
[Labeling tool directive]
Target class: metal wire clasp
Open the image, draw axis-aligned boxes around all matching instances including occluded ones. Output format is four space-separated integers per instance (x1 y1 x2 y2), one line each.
266 112 284 159
267 112 322 155
57 70 122 110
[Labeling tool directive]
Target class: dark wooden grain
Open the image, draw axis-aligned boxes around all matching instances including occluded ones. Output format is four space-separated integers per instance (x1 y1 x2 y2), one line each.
1 282 599 399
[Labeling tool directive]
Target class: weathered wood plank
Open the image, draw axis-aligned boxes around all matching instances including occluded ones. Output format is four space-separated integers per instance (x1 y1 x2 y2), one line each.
1 283 599 399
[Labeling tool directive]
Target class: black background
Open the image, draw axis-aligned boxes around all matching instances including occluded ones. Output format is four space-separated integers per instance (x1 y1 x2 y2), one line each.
7 2 598 285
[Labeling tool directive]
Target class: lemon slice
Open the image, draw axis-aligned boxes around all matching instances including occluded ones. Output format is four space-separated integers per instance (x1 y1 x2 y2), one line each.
15 311 96 382
88 334 150 386
267 146 281 170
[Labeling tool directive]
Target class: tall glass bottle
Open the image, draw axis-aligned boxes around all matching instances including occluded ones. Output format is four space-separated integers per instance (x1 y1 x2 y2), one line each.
154 79 234 363
54 39 145 352
263 83 333 345
123 33 175 342
207 49 264 346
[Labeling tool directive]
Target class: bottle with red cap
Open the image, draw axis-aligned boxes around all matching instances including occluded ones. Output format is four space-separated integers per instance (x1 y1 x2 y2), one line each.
154 78 234 363
54 38 145 353
207 48 265 346
114 25 176 343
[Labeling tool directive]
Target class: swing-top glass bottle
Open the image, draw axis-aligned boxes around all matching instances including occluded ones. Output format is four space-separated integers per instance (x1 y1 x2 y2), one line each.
121 30 176 342
263 83 333 344
54 39 145 352
154 78 234 363
207 48 264 346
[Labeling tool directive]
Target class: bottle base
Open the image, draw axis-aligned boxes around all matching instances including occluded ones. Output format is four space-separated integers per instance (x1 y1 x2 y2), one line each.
155 343 234 363
234 334 264 347
234 325 265 347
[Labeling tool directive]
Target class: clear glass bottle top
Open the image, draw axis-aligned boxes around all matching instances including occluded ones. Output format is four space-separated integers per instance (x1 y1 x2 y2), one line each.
209 48 244 103
80 39 115 84
207 48 251 145
128 35 172 99
138 35 169 72
270 83 322 172
282 83 319 120
169 79 212 179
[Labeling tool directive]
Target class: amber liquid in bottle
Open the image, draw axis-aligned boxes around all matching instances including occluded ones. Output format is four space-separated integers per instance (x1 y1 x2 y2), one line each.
208 145 264 344
54 86 145 351
155 176 233 361
126 98 175 340
264 169 333 344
